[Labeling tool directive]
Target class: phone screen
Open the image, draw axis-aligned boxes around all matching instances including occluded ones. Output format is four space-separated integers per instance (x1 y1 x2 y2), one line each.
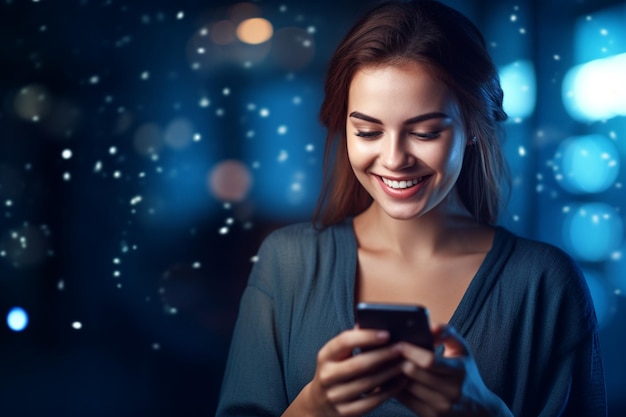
356 302 434 351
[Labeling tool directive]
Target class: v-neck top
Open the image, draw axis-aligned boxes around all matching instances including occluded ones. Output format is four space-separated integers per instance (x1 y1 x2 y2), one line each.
216 219 606 417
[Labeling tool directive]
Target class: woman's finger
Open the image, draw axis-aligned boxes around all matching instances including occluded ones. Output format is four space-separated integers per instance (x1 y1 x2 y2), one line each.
317 335 403 387
432 324 470 358
319 329 390 362
326 360 405 403
400 356 464 399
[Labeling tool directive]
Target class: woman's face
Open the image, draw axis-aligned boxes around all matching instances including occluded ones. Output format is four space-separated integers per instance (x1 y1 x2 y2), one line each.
346 61 467 221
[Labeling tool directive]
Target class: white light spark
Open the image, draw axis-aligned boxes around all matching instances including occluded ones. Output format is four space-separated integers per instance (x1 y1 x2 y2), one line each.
277 150 288 162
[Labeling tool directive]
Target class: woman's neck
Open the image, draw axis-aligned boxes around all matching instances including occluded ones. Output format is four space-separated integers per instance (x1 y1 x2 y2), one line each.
354 193 485 261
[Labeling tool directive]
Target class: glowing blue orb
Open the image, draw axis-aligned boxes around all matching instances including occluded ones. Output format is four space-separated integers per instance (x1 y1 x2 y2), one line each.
582 270 612 328
563 203 624 262
499 60 536 120
562 53 626 122
554 134 619 194
6 307 29 332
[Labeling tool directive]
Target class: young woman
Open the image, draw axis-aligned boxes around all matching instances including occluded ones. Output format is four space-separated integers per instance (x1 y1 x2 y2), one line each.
216 1 607 416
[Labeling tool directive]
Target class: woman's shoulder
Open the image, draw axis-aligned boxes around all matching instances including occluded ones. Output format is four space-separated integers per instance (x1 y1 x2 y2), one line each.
497 227 579 271
260 219 354 254
495 227 587 294
248 219 355 294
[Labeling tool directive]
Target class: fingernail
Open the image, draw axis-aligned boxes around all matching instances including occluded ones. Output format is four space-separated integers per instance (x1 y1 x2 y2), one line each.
377 331 390 339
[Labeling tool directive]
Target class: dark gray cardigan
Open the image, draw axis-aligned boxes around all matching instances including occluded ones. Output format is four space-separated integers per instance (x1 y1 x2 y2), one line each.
216 219 606 417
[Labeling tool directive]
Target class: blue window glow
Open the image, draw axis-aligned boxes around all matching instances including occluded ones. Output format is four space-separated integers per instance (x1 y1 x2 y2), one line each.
554 134 620 194
563 202 624 262
573 4 626 64
498 60 536 120
562 53 626 122
7 307 29 332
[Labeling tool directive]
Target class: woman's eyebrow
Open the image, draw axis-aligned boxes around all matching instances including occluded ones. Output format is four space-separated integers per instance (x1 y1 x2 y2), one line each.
349 111 450 125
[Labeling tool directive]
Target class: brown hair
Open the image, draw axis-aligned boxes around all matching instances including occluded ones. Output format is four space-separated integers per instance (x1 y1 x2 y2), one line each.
313 0 509 228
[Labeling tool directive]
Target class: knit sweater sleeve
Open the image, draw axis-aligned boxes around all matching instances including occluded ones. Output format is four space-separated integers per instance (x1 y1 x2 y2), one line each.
214 228 296 417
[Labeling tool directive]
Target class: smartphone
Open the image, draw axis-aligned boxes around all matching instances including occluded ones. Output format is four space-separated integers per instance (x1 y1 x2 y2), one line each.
356 302 434 351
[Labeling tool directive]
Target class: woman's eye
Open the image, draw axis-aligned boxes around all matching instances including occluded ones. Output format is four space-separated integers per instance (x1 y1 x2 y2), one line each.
355 131 382 138
412 131 441 140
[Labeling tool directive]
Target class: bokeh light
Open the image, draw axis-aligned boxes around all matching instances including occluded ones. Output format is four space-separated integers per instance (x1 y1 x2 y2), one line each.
562 53 626 122
133 123 163 157
13 84 50 122
573 3 626 64
211 20 236 46
237 18 273 45
270 27 315 70
229 2 262 24
499 60 536 120
1 224 51 268
41 97 81 138
208 159 252 203
553 134 620 194
6 307 29 332
164 118 195 150
583 270 613 328
563 202 624 262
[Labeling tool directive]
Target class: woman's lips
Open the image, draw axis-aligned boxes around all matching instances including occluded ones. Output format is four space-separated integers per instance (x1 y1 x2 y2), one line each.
377 175 431 199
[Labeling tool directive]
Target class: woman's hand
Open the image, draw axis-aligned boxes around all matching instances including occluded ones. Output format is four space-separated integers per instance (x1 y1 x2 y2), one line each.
395 325 512 417
284 328 406 417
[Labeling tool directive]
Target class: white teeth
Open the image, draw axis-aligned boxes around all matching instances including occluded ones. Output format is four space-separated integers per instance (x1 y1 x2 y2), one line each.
382 176 424 189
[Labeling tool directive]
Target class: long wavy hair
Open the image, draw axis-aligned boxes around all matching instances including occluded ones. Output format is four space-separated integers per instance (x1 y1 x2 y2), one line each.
313 0 509 228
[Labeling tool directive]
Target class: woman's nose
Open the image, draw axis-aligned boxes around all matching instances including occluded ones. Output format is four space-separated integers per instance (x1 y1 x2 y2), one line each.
382 136 415 170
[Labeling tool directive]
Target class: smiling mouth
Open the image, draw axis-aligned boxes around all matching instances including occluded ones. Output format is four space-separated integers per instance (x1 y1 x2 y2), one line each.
381 176 428 189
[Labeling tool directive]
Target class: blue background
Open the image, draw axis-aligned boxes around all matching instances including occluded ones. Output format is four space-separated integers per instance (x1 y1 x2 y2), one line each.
0 0 624 415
